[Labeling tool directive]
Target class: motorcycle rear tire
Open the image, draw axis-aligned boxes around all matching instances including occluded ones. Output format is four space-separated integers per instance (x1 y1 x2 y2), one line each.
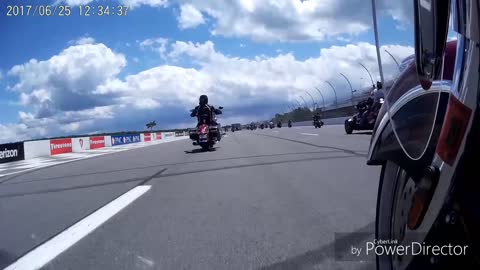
345 120 353 134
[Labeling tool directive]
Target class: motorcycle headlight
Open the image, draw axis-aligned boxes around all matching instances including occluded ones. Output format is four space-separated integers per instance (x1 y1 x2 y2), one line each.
348 119 353 122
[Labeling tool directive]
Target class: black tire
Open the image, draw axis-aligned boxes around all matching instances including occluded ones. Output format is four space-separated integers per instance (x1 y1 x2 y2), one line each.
376 161 417 270
345 120 353 134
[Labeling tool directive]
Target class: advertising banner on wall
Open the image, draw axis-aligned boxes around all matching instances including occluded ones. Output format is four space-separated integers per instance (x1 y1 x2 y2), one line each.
156 132 162 140
163 132 174 139
89 136 106 149
111 134 141 146
50 138 73 155
144 133 151 142
0 142 25 164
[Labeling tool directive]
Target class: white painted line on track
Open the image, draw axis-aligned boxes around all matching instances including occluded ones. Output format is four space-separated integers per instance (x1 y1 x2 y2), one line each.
4 185 151 270
300 133 319 136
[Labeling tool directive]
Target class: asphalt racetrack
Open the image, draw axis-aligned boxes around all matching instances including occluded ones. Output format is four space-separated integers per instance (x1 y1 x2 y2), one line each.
0 125 381 270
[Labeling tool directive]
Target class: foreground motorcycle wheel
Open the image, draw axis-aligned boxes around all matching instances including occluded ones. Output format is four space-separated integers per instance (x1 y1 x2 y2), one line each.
376 161 418 270
345 120 353 134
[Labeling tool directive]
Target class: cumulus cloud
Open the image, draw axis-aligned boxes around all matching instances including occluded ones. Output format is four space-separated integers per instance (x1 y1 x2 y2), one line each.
6 42 126 141
4 38 413 142
123 0 169 8
74 36 95 45
104 39 413 112
139 37 169 58
178 4 205 29
58 0 169 8
170 0 413 42
57 0 93 5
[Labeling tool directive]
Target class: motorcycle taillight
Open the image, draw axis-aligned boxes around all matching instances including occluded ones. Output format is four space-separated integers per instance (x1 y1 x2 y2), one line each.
198 125 209 134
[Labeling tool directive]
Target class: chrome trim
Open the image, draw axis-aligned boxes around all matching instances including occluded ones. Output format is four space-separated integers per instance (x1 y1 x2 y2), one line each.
368 81 452 161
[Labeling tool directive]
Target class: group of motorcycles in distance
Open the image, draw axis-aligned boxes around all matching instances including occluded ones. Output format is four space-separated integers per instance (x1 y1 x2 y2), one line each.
188 93 385 151
246 121 287 130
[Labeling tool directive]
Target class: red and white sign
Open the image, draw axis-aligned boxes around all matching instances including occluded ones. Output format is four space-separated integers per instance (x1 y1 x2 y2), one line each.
50 138 73 155
144 133 151 142
90 136 105 149
156 132 162 140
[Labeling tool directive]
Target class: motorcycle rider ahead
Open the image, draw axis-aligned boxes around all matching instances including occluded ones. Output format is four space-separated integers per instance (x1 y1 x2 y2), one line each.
191 95 222 125
190 94 222 140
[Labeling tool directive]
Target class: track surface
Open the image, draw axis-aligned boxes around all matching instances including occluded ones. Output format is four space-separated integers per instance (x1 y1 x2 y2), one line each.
0 125 380 270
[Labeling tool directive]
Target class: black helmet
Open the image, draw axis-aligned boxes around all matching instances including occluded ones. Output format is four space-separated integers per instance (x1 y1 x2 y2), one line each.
199 95 208 105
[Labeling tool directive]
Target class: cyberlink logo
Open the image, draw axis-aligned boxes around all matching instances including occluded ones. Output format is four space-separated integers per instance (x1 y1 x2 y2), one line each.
350 239 469 257
0 148 18 159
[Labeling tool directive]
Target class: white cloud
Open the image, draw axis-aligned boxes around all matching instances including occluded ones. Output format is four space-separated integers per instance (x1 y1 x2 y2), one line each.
139 37 169 58
178 4 205 29
6 42 126 140
171 0 413 42
4 39 413 142
105 40 413 111
75 36 95 45
123 0 169 8
58 0 169 8
57 0 93 5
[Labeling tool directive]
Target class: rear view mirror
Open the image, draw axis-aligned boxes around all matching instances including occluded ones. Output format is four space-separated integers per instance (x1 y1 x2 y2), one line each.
219 106 224 110
413 0 450 89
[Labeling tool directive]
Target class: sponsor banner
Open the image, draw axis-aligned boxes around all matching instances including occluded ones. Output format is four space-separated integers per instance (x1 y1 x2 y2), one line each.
24 140 50 160
175 131 184 137
163 132 174 139
90 136 105 149
72 137 90 152
111 134 141 146
144 133 152 142
0 142 25 164
104 136 112 147
156 132 162 140
50 138 73 155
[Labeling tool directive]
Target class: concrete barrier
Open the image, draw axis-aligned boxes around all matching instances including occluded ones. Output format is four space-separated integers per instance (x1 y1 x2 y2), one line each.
89 136 106 149
24 140 51 159
104 136 112 147
162 132 175 140
50 138 73 155
72 137 90 152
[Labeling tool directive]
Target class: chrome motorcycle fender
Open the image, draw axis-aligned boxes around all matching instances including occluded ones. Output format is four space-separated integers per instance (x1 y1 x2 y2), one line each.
367 83 451 180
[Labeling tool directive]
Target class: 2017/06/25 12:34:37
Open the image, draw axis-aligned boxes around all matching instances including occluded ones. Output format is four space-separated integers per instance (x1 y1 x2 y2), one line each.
78 5 129 16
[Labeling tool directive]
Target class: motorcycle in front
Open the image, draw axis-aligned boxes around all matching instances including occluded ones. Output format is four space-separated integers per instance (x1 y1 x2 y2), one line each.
368 1 480 269
277 121 282 128
189 107 223 151
288 120 292 128
345 97 382 134
313 119 324 128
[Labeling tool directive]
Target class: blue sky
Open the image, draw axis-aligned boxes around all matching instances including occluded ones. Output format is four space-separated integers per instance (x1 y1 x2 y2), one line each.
0 0 417 142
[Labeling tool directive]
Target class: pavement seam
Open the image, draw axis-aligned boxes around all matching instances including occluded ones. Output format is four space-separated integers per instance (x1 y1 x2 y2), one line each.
0 151 343 187
254 133 366 157
152 154 357 179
